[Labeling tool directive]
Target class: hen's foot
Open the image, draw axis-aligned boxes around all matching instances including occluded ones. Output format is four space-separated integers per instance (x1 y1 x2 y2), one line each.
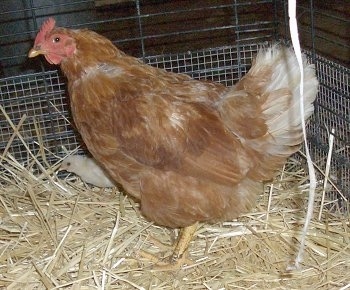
140 223 198 270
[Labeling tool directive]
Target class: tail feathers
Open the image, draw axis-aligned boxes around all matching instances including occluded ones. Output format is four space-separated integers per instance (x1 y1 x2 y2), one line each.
256 45 318 154
217 44 318 178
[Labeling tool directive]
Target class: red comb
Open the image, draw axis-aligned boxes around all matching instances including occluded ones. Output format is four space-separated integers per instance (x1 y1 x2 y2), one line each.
34 18 56 46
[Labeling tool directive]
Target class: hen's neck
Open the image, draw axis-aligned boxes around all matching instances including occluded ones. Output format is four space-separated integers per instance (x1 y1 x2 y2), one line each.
59 30 126 82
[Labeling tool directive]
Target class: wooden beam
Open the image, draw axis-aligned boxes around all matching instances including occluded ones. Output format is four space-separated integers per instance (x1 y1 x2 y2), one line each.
95 0 133 7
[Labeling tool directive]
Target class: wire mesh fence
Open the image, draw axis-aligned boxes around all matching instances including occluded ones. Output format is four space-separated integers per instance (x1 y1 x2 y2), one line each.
0 0 349 201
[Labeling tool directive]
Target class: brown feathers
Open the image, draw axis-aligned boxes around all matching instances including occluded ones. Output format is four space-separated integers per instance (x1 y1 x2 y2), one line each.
30 21 318 228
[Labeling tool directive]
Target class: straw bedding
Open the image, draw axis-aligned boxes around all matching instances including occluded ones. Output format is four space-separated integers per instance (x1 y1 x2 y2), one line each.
0 114 349 290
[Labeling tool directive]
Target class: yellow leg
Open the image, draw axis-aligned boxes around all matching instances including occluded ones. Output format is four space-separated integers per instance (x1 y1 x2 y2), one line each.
171 222 198 263
140 222 199 270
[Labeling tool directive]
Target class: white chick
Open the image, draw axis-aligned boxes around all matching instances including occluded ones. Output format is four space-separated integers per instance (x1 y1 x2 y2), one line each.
60 155 115 187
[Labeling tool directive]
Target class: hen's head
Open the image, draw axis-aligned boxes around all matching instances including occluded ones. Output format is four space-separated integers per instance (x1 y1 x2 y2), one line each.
28 18 76 65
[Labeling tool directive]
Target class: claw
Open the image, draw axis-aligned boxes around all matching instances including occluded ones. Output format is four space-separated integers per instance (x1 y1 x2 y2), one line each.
139 223 198 271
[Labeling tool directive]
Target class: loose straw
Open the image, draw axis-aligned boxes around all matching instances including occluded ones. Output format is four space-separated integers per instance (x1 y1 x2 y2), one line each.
318 128 335 220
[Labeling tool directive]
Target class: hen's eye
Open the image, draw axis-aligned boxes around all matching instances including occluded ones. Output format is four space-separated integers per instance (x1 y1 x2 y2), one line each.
53 37 60 43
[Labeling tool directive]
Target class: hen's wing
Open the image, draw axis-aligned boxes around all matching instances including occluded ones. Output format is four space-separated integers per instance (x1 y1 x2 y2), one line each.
106 61 255 185
108 75 259 228
68 59 251 193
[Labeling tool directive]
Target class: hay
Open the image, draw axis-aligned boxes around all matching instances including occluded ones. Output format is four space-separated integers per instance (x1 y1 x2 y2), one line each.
1 111 349 289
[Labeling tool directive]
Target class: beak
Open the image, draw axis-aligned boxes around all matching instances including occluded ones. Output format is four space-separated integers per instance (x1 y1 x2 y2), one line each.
28 47 46 58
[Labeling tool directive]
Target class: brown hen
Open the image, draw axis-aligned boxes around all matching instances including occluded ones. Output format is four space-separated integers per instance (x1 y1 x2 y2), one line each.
29 18 318 267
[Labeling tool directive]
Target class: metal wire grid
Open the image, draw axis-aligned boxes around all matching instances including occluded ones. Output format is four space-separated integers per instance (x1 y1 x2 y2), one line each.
0 0 349 199
313 56 349 144
0 44 259 166
1 0 275 77
277 0 349 66
0 71 77 162
145 44 260 86
1 0 348 78
308 55 350 195
1 43 349 197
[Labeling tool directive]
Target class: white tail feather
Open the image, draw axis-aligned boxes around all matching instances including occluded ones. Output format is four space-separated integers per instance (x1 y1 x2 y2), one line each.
250 45 318 155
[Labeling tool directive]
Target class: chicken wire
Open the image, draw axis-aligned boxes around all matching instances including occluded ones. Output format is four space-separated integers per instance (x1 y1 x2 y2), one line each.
0 0 349 202
0 45 259 160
